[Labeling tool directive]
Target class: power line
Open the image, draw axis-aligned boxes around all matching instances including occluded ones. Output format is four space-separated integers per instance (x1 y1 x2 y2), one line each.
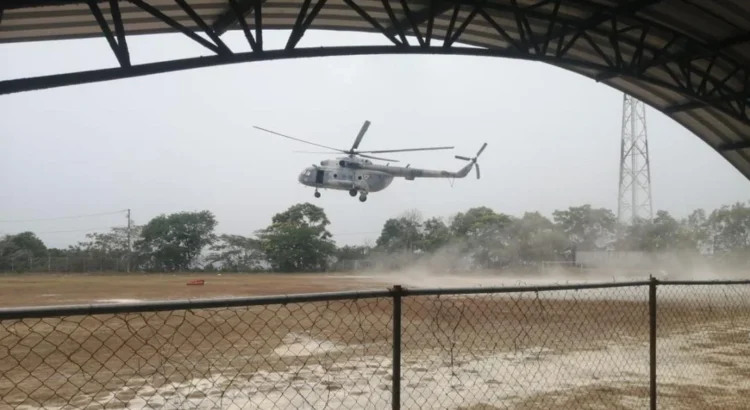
3 226 376 237
0 210 128 223
2 227 119 235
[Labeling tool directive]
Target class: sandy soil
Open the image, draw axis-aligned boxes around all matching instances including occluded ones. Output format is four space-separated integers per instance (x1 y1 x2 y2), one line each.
0 272 748 409
0 273 386 308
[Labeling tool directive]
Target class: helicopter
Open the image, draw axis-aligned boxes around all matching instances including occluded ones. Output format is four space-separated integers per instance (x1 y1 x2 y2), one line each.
253 120 487 202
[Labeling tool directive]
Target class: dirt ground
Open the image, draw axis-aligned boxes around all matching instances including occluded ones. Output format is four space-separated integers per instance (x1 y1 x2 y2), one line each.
0 272 386 308
0 273 749 409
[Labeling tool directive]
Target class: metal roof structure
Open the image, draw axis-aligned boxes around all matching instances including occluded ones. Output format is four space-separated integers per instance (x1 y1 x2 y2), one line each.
2 0 750 181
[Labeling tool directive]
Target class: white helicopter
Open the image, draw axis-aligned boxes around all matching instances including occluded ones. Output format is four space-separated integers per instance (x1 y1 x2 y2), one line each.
253 120 487 202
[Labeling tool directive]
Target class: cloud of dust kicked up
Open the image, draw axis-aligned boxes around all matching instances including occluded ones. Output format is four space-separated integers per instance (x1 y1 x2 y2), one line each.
349 241 747 291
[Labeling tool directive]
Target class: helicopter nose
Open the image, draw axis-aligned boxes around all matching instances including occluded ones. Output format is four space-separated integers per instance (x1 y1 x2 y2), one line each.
299 167 312 184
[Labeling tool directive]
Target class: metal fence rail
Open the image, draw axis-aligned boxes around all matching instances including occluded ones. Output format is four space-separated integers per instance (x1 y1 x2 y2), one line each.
1 279 749 409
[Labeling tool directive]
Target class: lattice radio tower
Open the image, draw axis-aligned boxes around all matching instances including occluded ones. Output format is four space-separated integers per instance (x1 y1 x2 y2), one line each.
617 93 653 226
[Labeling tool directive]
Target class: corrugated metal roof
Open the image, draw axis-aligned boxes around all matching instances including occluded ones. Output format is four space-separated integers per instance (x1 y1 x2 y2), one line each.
3 0 750 180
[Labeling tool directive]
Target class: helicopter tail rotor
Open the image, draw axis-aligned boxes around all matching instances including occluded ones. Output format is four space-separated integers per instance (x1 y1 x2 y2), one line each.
454 142 487 179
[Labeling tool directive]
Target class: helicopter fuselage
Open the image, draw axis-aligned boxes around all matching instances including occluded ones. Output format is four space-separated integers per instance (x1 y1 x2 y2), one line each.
298 157 395 193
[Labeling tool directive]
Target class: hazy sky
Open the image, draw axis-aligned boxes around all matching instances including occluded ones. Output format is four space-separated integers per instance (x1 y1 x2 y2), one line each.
2 29 750 249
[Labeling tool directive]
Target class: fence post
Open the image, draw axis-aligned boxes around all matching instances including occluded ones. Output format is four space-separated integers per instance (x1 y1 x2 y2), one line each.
649 276 657 410
392 285 402 410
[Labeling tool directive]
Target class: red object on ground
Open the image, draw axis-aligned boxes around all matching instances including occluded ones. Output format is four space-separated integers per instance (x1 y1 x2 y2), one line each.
187 279 205 286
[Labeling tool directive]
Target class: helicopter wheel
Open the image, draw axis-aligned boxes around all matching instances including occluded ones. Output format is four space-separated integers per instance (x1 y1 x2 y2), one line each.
349 188 358 197
358 194 367 202
314 190 321 198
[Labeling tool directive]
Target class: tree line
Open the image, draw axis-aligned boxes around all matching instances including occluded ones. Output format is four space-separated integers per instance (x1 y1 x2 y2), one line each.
1 201 749 273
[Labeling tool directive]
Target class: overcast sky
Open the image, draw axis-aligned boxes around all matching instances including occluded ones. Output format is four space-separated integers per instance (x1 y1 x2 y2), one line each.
2 29 750 249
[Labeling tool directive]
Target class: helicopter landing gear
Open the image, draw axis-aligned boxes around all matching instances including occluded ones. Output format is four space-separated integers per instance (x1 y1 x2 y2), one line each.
314 190 321 198
358 192 368 202
349 188 358 197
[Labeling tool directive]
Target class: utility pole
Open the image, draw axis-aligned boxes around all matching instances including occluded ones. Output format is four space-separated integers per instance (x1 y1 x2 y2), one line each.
126 208 131 273
617 93 653 229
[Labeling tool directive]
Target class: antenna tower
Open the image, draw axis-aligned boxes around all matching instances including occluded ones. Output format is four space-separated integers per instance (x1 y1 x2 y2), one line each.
617 93 653 226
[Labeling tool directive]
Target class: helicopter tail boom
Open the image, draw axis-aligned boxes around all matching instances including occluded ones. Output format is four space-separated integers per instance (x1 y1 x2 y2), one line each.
358 142 487 180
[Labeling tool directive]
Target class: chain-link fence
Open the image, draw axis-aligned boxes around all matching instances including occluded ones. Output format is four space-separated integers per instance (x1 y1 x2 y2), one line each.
1 279 749 409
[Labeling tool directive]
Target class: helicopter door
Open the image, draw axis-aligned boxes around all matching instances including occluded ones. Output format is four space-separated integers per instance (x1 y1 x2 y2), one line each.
315 169 325 184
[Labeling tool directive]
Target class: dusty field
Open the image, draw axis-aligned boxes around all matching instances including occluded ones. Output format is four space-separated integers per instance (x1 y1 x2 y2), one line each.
0 273 388 308
0 272 749 409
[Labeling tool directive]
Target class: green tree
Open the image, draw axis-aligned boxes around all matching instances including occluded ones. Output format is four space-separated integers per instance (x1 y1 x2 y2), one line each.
651 210 686 251
0 232 47 259
0 232 48 272
257 203 336 272
334 245 372 271
135 210 218 272
76 223 141 260
619 217 651 251
513 212 572 262
47 248 68 258
621 211 688 252
421 217 452 253
706 202 750 263
552 204 616 251
206 234 264 272
336 245 371 261
450 207 515 269
684 208 710 250
449 206 498 237
375 209 424 253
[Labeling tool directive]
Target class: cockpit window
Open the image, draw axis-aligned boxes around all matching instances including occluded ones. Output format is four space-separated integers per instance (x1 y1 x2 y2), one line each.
305 171 311 176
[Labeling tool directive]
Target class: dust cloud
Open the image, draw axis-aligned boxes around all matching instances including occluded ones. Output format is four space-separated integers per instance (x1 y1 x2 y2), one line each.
346 243 748 291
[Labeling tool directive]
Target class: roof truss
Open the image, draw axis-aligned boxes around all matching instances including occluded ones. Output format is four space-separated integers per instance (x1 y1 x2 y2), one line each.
3 0 750 176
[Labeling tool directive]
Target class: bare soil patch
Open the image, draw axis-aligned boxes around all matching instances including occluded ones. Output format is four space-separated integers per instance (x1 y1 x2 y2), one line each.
0 273 385 308
0 273 748 409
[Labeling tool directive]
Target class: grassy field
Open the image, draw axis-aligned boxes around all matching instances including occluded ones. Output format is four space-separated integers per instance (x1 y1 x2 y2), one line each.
0 272 749 409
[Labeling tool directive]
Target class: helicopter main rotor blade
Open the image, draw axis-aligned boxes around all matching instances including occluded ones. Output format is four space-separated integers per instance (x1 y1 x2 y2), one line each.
350 120 371 152
357 146 454 154
455 155 472 161
477 142 488 157
292 150 343 154
358 153 400 162
253 126 345 153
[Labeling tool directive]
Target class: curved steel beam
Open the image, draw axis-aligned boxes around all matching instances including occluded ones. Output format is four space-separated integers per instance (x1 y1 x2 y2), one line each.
0 43 738 124
0 45 574 95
